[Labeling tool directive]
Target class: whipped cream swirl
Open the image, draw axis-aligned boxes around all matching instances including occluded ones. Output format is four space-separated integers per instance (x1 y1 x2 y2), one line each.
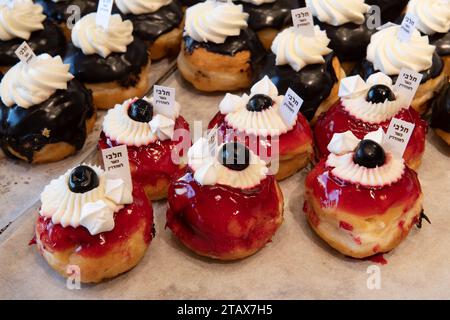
326 129 405 187
40 165 133 236
0 0 45 41
239 0 276 5
367 25 435 75
0 54 74 109
116 0 171 15
220 76 295 136
72 13 134 58
103 97 180 146
271 26 332 72
188 138 268 189
305 0 370 26
407 0 450 35
184 0 248 44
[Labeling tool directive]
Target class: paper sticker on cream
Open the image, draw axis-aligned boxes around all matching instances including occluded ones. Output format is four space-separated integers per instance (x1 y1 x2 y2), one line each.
154 85 176 117
15 41 36 64
96 0 114 29
291 8 315 37
101 144 133 191
398 13 418 42
394 68 423 106
384 118 415 158
280 88 303 126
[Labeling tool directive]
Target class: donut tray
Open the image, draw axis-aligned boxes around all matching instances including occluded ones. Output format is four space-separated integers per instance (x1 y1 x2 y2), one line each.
1 59 449 299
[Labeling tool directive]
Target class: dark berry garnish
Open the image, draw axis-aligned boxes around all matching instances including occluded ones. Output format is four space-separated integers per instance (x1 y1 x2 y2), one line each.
354 140 386 168
366 85 395 104
127 99 153 123
68 165 99 193
246 94 273 112
218 142 250 171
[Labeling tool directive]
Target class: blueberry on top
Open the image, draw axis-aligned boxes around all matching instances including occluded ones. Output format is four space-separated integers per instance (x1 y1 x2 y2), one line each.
69 165 100 193
127 99 153 123
354 140 386 169
218 142 250 172
246 94 274 112
366 85 395 104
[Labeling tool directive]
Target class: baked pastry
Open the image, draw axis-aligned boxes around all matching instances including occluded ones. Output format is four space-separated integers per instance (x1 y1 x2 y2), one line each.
0 54 95 163
304 130 424 259
431 81 450 146
177 0 265 92
98 97 190 201
35 164 154 283
64 13 150 109
353 25 447 115
116 0 183 60
235 0 302 50
258 25 344 123
0 0 65 72
166 139 284 260
208 76 314 180
366 0 409 23
305 0 375 73
314 73 427 170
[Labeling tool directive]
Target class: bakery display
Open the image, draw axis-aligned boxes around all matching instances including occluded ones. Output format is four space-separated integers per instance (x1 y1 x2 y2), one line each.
208 76 314 180
98 97 190 201
0 54 95 163
353 24 447 115
431 81 450 146
304 130 424 259
177 0 265 92
366 0 409 23
166 139 284 260
0 0 65 72
116 0 183 60
35 164 154 283
258 25 344 122
64 12 150 109
314 73 427 170
305 0 374 73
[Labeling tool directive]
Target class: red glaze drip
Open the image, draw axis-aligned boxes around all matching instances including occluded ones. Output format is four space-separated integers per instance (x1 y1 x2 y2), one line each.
368 253 388 265
208 112 313 161
36 183 153 257
166 171 282 257
98 116 190 186
314 101 427 164
339 221 354 231
28 237 36 245
305 159 421 217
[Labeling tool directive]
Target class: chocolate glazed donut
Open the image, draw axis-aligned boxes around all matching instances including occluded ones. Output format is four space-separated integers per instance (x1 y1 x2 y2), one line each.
34 0 101 24
431 83 450 133
257 53 337 121
0 20 66 67
366 0 409 23
63 38 149 87
0 80 94 162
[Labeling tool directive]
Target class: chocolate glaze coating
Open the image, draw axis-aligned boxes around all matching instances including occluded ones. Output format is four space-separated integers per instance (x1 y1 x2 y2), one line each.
0 19 66 67
178 0 202 6
257 53 337 121
34 0 100 24
235 0 303 31
431 82 450 133
314 14 375 63
352 52 444 84
0 79 94 162
366 0 409 23
183 28 265 72
121 2 183 43
63 39 149 86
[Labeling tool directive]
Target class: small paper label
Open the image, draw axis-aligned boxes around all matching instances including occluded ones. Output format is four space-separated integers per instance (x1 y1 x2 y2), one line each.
291 8 315 37
398 13 417 42
15 41 36 64
101 145 133 191
96 0 114 29
153 85 176 117
207 125 219 157
384 118 415 158
280 88 303 125
394 68 423 106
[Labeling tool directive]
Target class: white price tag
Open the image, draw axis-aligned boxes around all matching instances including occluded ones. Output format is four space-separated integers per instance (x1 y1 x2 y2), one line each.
384 118 415 158
15 41 36 64
394 68 423 106
398 13 417 42
153 85 176 118
207 125 219 157
291 8 315 37
280 88 303 126
96 0 114 30
101 145 133 191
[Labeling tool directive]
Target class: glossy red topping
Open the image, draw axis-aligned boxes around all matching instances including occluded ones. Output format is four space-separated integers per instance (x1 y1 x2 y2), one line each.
314 101 427 164
166 171 282 257
305 159 421 217
98 116 191 186
36 183 153 257
208 112 313 161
